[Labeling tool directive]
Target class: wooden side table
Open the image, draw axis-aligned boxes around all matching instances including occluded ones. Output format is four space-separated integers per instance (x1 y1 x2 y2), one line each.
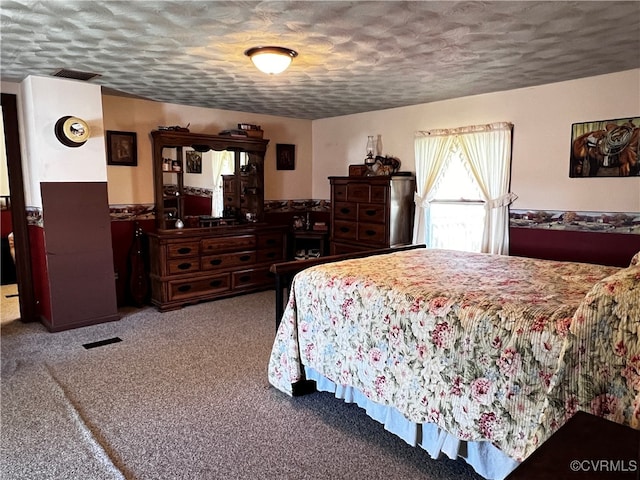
291 230 328 259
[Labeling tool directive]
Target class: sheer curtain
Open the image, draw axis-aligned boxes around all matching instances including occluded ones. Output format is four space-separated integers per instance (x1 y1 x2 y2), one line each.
412 132 455 244
414 122 516 254
457 123 516 254
211 150 233 217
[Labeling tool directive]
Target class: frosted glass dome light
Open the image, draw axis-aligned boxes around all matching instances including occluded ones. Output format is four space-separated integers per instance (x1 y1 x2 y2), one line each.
245 46 298 75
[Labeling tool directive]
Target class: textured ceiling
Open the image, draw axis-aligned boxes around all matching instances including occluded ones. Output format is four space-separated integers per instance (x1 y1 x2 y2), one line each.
1 1 639 120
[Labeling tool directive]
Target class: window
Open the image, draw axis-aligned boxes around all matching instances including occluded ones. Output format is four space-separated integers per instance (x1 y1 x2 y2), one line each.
428 149 485 252
414 122 514 255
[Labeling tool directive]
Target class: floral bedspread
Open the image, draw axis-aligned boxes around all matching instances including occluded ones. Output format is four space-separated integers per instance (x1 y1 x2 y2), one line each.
268 248 640 461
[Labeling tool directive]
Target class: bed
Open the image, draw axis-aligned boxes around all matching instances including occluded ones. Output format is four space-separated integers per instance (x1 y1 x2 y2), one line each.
268 248 640 479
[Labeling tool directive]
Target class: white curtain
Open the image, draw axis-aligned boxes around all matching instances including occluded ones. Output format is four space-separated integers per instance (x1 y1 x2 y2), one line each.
412 132 455 244
414 122 516 254
211 150 232 217
457 123 516 254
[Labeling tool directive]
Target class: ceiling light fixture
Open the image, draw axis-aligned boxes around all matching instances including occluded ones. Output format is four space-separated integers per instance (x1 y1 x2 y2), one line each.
244 46 298 75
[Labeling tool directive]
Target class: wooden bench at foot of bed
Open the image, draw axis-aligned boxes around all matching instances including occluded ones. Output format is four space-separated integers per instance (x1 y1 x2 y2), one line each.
270 244 426 330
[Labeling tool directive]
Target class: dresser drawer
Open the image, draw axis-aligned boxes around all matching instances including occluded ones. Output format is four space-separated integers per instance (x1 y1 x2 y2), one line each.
357 222 387 245
167 242 200 259
333 220 358 240
358 203 386 223
370 185 387 203
167 257 200 275
334 202 357 220
223 176 236 190
333 183 347 202
232 267 273 289
257 232 283 249
347 183 370 202
331 241 373 255
168 273 231 301
201 235 256 253
257 247 284 264
202 251 256 271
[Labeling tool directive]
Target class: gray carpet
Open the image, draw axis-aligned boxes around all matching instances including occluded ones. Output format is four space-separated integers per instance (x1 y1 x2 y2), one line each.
1 290 482 479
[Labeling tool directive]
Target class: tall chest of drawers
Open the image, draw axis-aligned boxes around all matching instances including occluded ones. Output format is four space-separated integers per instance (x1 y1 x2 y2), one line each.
329 175 416 255
148 224 287 311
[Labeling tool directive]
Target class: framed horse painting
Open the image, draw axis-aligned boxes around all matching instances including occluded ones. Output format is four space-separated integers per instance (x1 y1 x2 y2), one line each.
569 117 639 177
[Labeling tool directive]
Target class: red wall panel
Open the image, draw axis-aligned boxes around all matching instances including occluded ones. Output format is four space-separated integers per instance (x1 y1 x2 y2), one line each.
510 227 640 267
1 210 12 237
28 224 51 322
110 219 156 307
183 194 212 217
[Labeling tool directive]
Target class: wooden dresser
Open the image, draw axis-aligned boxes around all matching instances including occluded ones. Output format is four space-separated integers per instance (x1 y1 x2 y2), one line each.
148 224 287 311
329 175 416 255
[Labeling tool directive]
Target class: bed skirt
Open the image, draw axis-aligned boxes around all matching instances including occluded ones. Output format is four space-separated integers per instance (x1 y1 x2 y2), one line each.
305 366 519 480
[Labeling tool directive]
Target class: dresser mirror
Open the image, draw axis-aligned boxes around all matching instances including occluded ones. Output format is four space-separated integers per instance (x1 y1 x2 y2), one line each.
151 130 268 230
161 148 249 220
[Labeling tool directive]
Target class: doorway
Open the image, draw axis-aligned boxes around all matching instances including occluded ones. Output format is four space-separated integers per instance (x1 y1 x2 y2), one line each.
1 93 37 323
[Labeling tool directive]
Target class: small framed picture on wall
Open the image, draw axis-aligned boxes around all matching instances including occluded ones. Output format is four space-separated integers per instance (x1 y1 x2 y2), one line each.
106 131 137 166
186 150 202 173
276 144 295 170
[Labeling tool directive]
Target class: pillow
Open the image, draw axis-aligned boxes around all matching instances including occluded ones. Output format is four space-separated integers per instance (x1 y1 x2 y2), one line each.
630 251 640 267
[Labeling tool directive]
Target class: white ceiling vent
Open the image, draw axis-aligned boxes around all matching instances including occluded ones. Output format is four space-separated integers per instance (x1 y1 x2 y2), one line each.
52 69 101 81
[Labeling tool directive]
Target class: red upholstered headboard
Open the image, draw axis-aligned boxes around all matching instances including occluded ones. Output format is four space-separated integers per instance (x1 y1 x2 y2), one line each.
510 226 640 268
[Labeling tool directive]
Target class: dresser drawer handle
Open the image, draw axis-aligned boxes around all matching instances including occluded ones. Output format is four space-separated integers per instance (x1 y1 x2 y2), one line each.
239 255 251 262
265 238 277 246
364 209 377 216
209 280 222 288
340 226 350 233
177 247 192 254
209 259 222 266
340 207 351 214
177 284 192 292
265 251 277 259
239 275 251 282
365 230 377 237
177 262 192 270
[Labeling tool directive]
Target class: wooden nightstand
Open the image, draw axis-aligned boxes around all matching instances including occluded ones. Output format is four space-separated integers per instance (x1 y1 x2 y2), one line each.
291 230 328 259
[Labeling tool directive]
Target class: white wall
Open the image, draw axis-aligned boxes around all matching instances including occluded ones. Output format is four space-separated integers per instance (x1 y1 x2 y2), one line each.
312 69 640 212
101 95 313 204
1 81 20 95
5 70 639 212
19 76 107 207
